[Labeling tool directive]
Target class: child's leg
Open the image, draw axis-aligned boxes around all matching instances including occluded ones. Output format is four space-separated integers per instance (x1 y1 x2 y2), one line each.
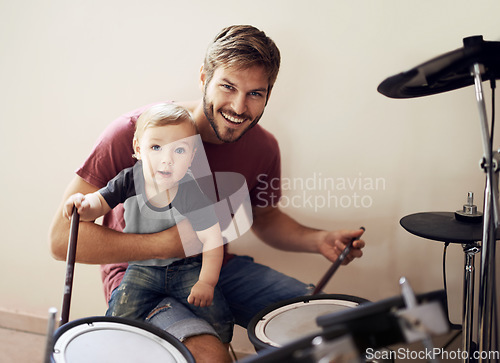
166 257 234 344
106 265 165 320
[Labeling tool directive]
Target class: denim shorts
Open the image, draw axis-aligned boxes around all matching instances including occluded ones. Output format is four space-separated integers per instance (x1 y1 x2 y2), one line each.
132 255 313 342
106 256 234 343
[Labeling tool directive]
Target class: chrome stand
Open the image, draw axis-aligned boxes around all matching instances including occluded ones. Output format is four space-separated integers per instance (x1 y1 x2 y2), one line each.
471 63 499 363
462 242 480 363
378 34 500 362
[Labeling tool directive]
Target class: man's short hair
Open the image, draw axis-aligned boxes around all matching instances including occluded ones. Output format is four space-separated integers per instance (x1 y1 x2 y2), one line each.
203 25 281 94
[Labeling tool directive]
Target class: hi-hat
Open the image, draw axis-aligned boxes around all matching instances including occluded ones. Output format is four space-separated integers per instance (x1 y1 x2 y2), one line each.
400 211 500 244
378 35 500 99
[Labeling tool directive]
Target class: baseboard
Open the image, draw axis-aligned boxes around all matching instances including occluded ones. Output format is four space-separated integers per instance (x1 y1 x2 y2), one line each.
0 308 48 335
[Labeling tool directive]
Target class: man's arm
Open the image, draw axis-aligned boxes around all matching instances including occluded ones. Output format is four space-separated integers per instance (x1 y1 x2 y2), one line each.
251 205 364 264
49 175 193 264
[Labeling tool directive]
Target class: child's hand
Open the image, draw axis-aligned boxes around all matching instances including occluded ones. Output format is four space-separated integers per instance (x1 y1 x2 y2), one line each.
187 281 214 307
62 193 92 220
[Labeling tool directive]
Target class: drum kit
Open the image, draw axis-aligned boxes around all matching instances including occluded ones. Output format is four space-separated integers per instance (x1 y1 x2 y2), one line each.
243 35 500 362
44 36 499 362
384 35 500 363
241 282 451 363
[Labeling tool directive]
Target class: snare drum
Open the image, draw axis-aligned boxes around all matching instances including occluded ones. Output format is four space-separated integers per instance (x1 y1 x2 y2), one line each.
52 316 194 363
247 295 395 363
248 294 368 350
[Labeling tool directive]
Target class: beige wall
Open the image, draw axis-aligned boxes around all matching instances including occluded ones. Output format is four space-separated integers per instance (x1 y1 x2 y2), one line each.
1 0 499 345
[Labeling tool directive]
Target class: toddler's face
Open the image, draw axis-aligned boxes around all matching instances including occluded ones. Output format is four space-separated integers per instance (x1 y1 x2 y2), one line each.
137 122 196 192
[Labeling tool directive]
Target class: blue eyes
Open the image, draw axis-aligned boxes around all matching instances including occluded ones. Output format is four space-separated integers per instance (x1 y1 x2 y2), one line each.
221 84 263 98
151 145 186 154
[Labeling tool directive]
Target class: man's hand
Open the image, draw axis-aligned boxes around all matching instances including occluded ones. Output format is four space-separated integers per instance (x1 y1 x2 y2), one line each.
317 229 365 265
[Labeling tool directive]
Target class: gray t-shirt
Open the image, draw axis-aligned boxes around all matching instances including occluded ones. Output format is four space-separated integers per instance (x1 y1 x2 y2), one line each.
99 161 218 266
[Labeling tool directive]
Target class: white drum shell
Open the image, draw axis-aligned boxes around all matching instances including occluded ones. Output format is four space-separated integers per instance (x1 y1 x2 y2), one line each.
52 320 191 363
253 297 362 348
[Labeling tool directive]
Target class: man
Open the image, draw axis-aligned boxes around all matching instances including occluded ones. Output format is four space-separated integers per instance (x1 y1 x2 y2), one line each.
49 25 365 362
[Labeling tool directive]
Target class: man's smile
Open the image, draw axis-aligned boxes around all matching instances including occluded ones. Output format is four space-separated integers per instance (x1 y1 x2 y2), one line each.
221 111 247 125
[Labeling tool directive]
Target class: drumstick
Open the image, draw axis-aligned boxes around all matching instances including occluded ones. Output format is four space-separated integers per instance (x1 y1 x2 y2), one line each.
312 227 364 295
60 205 80 326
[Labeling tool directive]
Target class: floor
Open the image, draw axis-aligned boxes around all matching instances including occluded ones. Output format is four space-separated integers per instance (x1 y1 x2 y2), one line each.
0 327 48 363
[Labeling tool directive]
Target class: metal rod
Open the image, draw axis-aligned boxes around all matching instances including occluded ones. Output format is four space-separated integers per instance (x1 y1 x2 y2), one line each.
473 63 494 167
471 63 498 362
44 307 58 363
462 243 480 363
60 206 79 326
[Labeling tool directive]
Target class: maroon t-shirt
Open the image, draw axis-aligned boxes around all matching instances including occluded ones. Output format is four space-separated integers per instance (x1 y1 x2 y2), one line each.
76 103 282 302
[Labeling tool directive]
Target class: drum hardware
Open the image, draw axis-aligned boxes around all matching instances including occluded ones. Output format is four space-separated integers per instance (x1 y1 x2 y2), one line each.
317 284 449 362
461 242 480 361
379 35 500 362
312 227 365 295
302 335 360 363
401 202 489 360
44 307 58 363
241 325 360 363
455 192 483 223
399 277 440 363
400 197 494 362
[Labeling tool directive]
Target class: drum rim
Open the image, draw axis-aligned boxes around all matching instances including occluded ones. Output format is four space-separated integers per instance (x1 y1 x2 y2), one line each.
247 293 370 351
53 316 194 363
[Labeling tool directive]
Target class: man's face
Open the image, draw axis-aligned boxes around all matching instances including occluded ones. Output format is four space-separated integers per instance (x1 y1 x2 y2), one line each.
202 65 269 143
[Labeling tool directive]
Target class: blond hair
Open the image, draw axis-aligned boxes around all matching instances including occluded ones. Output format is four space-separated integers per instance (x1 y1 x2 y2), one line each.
134 103 197 142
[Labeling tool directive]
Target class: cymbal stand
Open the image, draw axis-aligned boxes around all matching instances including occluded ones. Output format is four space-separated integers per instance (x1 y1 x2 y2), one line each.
44 307 57 363
471 62 498 362
461 242 480 363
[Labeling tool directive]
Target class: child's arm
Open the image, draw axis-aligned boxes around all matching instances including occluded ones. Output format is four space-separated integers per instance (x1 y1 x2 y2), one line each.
187 223 224 307
62 192 111 222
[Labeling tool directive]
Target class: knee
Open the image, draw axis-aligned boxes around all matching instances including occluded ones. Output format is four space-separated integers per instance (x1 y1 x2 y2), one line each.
183 334 232 363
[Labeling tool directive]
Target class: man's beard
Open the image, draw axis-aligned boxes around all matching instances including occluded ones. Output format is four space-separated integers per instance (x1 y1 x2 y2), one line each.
202 94 263 143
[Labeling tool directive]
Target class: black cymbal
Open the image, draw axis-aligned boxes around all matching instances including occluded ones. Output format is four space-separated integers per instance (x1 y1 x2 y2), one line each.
400 211 499 244
378 35 500 99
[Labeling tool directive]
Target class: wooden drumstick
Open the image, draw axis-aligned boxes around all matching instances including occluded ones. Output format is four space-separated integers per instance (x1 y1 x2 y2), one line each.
312 227 365 295
60 205 80 326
